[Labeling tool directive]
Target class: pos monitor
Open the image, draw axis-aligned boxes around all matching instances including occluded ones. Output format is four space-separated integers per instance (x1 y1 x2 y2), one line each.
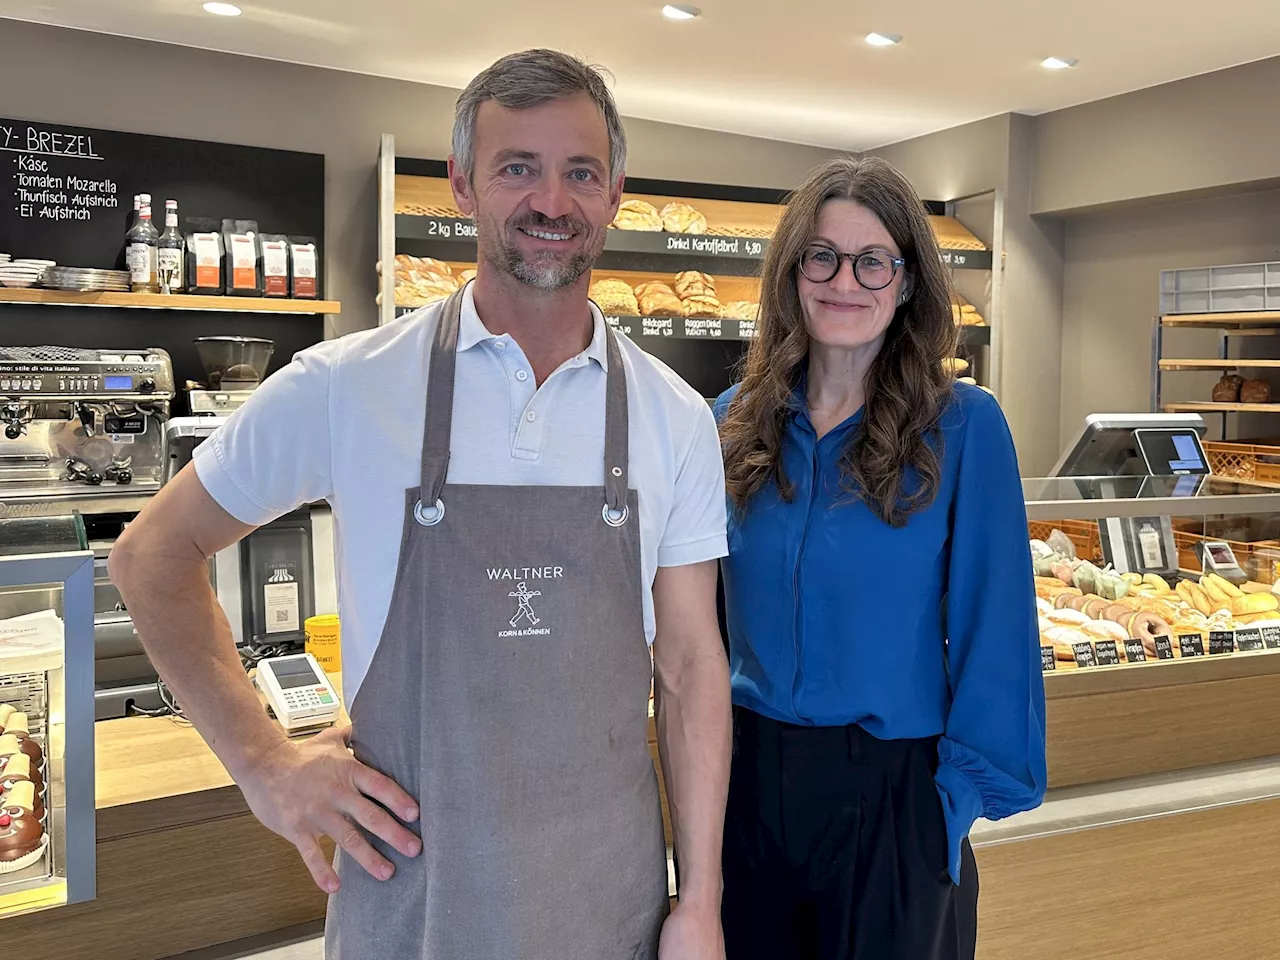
1050 413 1210 577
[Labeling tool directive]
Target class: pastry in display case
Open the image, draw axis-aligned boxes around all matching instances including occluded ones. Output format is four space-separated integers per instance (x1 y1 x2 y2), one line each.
0 513 95 915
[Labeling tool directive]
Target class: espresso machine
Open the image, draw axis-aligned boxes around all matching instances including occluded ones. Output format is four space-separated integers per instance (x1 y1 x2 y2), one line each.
169 336 332 653
0 346 176 718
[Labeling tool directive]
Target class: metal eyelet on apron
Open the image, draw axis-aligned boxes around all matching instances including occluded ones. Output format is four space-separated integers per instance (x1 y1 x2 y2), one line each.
602 503 629 527
413 498 446 526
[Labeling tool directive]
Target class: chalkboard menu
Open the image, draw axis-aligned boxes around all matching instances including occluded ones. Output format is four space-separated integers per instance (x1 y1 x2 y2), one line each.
0 117 324 272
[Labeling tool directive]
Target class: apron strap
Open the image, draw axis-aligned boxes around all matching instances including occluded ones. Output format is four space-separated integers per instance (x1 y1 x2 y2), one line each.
418 287 465 515
417 285 632 526
602 325 629 521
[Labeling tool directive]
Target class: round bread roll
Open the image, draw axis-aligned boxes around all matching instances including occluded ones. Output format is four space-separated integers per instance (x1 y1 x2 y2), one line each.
943 357 970 376
634 280 677 299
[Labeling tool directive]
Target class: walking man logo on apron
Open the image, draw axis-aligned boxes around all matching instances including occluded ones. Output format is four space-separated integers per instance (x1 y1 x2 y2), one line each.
508 582 542 628
326 286 670 959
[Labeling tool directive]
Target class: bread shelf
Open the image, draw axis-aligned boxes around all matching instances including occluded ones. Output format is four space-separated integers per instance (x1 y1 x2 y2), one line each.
1161 312 1280 329
1162 402 1280 414
393 215 993 271
1160 359 1280 371
0 289 340 315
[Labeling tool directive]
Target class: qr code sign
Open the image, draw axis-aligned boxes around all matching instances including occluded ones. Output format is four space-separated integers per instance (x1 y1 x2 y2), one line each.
275 610 290 623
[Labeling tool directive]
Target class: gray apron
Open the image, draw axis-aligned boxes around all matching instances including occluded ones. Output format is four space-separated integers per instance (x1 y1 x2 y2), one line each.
326 287 669 959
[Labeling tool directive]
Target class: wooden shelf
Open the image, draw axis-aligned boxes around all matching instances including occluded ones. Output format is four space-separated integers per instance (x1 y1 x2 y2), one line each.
1161 312 1280 329
1160 359 1280 371
1163 402 1280 414
0 288 340 315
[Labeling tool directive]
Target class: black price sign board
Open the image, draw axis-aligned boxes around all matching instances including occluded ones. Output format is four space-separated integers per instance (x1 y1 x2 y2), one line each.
604 314 758 342
1094 640 1121 666
0 117 324 273
1124 638 1148 663
1153 636 1175 660
1072 641 1097 668
939 248 993 270
1261 625 1280 650
1235 628 1265 652
1209 631 1235 655
1179 634 1206 658
1040 646 1056 672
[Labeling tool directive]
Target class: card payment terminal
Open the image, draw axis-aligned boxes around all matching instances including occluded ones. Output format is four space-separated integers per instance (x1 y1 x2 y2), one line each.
256 653 341 734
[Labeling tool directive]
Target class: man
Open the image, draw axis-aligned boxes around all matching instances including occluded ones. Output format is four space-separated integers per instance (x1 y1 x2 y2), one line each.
110 49 731 959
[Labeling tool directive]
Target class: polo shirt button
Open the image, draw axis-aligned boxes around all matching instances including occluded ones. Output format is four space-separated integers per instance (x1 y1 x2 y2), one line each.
526 411 537 422
516 370 529 382
495 341 507 350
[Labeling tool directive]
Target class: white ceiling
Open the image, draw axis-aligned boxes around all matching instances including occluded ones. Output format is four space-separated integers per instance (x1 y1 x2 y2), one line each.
5 0 1280 150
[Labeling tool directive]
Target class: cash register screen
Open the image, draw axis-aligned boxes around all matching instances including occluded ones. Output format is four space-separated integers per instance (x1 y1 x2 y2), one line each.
271 657 319 689
1133 429 1210 476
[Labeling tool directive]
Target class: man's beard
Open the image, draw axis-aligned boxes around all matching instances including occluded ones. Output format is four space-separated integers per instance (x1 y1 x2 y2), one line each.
478 212 605 290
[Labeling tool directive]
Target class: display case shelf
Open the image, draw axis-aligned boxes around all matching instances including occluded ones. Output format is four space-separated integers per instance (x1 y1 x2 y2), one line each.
1162 401 1280 414
1159 359 1280 370
1160 311 1280 328
0 289 340 315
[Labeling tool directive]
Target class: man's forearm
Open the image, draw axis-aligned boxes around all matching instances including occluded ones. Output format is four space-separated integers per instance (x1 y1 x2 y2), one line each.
655 643 732 907
111 548 287 780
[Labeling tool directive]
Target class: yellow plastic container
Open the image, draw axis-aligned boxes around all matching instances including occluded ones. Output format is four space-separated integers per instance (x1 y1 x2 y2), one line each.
304 614 341 674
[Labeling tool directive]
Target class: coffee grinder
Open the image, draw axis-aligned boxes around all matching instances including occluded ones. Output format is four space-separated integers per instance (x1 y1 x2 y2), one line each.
170 336 321 650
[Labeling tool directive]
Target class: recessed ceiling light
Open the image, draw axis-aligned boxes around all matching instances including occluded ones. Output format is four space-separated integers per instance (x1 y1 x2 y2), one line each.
662 4 701 19
865 32 903 46
202 2 242 15
1041 56 1078 70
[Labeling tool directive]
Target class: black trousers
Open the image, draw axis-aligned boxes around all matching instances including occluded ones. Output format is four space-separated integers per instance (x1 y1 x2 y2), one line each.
721 707 978 960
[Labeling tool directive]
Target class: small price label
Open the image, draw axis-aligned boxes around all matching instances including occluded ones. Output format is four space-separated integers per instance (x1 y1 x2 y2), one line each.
1094 640 1121 666
1261 625 1280 649
1041 646 1056 672
1073 641 1097 668
1124 638 1148 663
1179 634 1205 658
1154 636 1175 660
1237 627 1267 652
1209 631 1235 655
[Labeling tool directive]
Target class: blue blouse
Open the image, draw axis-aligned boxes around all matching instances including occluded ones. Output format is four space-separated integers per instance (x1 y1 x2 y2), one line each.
714 381 1047 884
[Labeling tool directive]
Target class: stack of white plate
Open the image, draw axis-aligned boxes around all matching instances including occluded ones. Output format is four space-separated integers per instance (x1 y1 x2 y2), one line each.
42 267 131 292
0 254 11 264
0 259 53 288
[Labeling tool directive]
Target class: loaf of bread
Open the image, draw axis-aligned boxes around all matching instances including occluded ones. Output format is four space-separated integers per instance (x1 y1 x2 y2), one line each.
1212 373 1245 402
639 290 684 317
1241 378 1272 404
674 270 717 299
612 200 663 232
943 357 970 376
589 278 640 315
660 202 708 235
681 294 723 318
719 301 760 321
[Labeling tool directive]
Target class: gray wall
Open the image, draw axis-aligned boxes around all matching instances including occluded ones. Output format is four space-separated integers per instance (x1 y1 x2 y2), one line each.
869 113 1068 474
1061 188 1280 444
1032 56 1280 215
0 20 838 337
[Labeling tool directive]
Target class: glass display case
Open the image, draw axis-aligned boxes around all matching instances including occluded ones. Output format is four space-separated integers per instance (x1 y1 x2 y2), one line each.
0 514 95 916
1023 476 1280 789
1025 476 1280 672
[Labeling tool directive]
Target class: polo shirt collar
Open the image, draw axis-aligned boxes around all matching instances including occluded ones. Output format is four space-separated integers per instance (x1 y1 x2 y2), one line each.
457 282 610 371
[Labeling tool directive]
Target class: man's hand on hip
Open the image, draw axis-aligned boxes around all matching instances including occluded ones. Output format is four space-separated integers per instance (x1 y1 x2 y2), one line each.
237 725 422 892
659 901 726 960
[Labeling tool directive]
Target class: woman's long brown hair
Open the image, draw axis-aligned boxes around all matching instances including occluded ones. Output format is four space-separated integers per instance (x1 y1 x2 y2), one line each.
720 156 958 527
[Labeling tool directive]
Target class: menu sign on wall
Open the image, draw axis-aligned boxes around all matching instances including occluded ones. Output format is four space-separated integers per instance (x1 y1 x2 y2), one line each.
0 117 324 273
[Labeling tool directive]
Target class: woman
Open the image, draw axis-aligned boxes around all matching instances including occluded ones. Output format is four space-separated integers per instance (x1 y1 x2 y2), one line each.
714 156 1046 960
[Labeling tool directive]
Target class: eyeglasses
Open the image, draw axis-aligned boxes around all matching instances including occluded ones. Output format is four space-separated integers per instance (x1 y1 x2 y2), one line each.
798 243 906 290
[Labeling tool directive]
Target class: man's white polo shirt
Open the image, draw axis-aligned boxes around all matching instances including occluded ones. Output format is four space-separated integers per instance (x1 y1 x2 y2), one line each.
193 284 728 704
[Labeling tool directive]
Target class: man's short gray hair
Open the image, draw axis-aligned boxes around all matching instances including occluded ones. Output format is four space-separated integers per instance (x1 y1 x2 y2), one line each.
453 49 628 183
